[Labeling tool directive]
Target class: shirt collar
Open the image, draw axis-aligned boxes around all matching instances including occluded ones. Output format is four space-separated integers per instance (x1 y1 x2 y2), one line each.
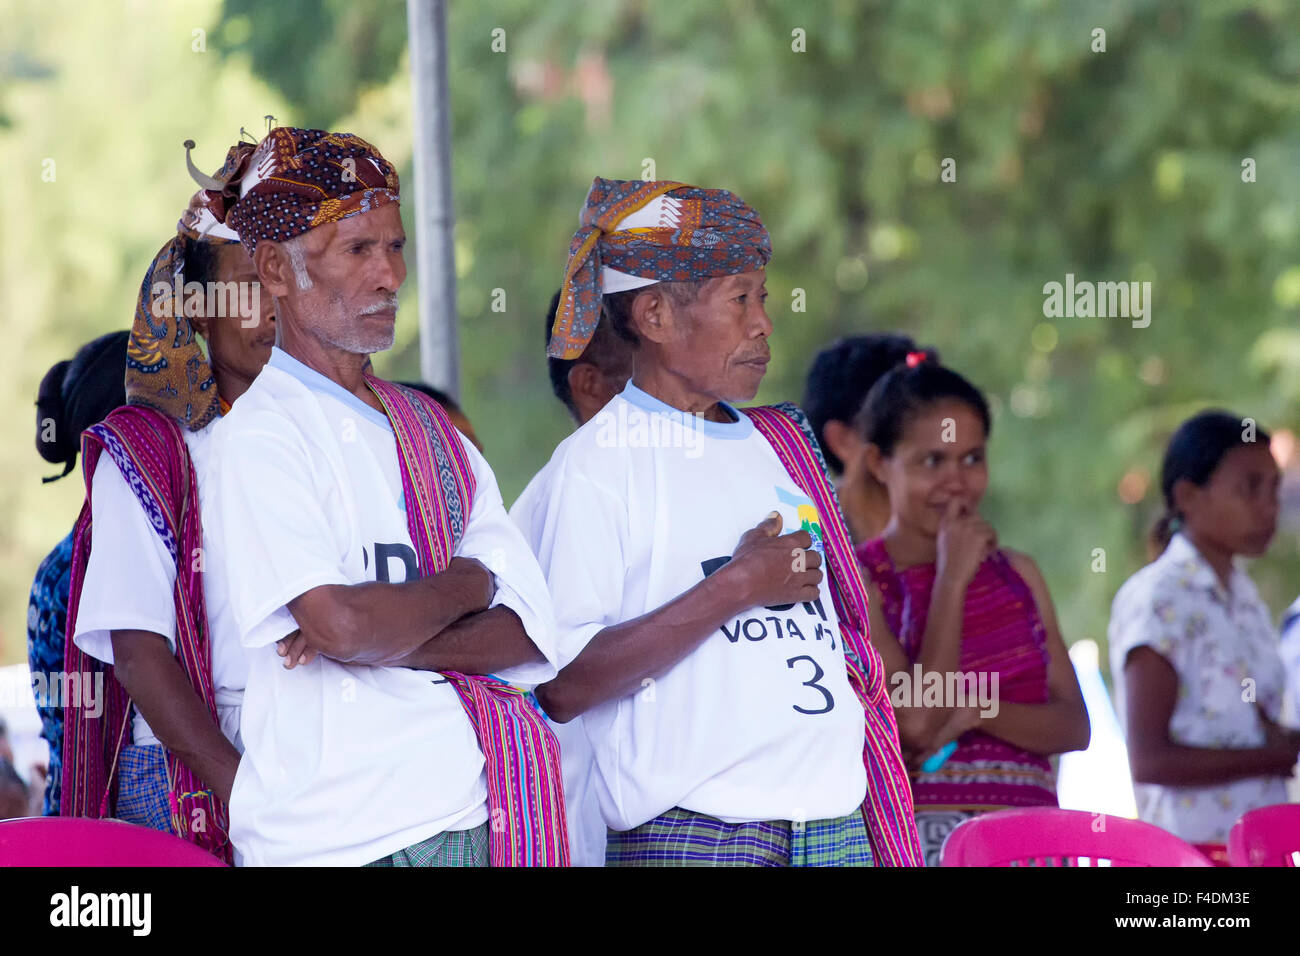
619 381 754 440
267 347 392 431
1163 531 1246 605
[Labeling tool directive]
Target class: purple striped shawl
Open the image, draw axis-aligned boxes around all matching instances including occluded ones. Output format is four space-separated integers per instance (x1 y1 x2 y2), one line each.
365 376 569 866
743 404 924 866
61 406 232 862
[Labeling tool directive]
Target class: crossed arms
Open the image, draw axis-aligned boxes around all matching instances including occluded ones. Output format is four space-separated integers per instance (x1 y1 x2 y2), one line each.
276 556 545 674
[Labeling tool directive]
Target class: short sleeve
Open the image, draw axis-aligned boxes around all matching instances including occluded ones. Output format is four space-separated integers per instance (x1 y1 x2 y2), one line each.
455 434 558 686
1108 580 1186 683
531 453 629 668
72 454 178 663
212 418 352 649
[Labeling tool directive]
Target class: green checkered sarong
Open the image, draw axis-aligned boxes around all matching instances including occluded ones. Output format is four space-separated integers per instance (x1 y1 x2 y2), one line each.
364 823 490 867
606 807 875 867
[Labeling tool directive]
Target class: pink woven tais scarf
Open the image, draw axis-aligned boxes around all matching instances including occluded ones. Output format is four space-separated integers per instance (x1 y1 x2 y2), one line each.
61 405 232 863
366 376 570 866
743 403 924 866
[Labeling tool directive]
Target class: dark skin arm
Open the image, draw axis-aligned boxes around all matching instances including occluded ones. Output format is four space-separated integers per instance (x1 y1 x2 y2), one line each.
866 578 977 765
1122 645 1300 785
866 549 1090 763
278 605 545 676
110 630 240 805
867 500 994 754
536 513 823 724
282 556 495 665
979 551 1090 755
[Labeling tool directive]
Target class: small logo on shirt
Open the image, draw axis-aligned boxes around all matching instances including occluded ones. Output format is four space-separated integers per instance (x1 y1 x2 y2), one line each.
776 486 823 554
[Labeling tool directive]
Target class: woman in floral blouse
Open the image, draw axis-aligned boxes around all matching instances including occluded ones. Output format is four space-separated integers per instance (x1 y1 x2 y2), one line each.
1109 410 1300 856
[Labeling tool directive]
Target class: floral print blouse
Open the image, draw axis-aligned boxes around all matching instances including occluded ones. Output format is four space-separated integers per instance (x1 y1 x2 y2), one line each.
1108 533 1291 844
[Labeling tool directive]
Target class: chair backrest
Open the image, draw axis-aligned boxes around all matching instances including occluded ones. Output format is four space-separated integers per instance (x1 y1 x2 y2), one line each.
0 816 227 867
1227 804 1300 867
940 808 1213 867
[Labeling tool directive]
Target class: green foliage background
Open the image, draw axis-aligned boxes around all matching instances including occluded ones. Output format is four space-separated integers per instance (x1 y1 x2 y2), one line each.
4 0 1300 675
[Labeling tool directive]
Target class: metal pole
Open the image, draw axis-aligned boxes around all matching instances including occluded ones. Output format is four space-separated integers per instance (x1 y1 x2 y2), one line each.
406 0 459 396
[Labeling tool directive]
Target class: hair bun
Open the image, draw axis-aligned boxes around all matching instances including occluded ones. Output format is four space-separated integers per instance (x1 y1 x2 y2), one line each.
35 360 72 465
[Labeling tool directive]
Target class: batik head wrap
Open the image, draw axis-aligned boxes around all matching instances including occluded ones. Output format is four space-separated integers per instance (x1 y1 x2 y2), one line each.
548 177 772 360
125 139 257 432
223 127 400 254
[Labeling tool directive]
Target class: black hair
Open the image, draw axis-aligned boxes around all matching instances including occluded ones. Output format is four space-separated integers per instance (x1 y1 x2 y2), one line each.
35 330 130 482
545 289 635 423
182 235 222 287
601 288 641 347
803 334 929 472
1151 409 1271 552
396 380 462 416
855 353 991 457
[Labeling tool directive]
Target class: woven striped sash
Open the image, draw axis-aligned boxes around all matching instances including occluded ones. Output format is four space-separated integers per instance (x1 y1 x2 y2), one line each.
743 403 924 866
365 376 569 866
61 405 232 862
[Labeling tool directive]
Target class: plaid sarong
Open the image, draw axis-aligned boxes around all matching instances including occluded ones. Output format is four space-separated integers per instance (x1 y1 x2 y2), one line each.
605 808 874 867
364 823 490 868
113 744 172 833
915 810 979 867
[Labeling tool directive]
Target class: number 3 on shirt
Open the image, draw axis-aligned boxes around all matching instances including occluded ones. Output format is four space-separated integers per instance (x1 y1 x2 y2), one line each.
786 655 834 715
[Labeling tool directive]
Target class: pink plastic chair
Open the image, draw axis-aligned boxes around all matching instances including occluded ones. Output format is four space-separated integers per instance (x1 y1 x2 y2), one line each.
1227 804 1300 867
0 817 227 867
939 808 1213 867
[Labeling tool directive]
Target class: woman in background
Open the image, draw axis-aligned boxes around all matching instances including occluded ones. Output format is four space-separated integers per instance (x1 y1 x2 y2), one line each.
1109 410 1299 859
855 352 1090 864
28 331 129 814
803 334 924 544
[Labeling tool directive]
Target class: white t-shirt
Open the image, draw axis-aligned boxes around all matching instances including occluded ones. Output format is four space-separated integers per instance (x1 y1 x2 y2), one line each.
510 459 606 866
73 420 247 749
212 347 557 867
1109 532 1291 844
534 382 867 832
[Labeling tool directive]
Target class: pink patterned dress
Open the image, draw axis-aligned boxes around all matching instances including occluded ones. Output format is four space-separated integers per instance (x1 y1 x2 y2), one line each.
857 538 1058 864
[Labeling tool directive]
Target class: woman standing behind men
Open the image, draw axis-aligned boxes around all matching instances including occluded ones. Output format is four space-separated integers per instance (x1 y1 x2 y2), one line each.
62 140 273 861
1109 411 1299 858
855 353 1089 864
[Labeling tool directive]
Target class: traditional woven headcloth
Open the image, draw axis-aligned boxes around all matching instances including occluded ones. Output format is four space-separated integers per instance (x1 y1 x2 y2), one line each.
125 139 257 432
224 126 400 254
548 176 772 360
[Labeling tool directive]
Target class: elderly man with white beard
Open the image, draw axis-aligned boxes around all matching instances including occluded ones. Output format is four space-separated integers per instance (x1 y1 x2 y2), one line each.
209 128 567 867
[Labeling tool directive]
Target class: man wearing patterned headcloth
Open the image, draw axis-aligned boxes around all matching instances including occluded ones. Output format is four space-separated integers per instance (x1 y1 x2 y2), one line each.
210 128 566 867
531 177 924 866
62 139 275 863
